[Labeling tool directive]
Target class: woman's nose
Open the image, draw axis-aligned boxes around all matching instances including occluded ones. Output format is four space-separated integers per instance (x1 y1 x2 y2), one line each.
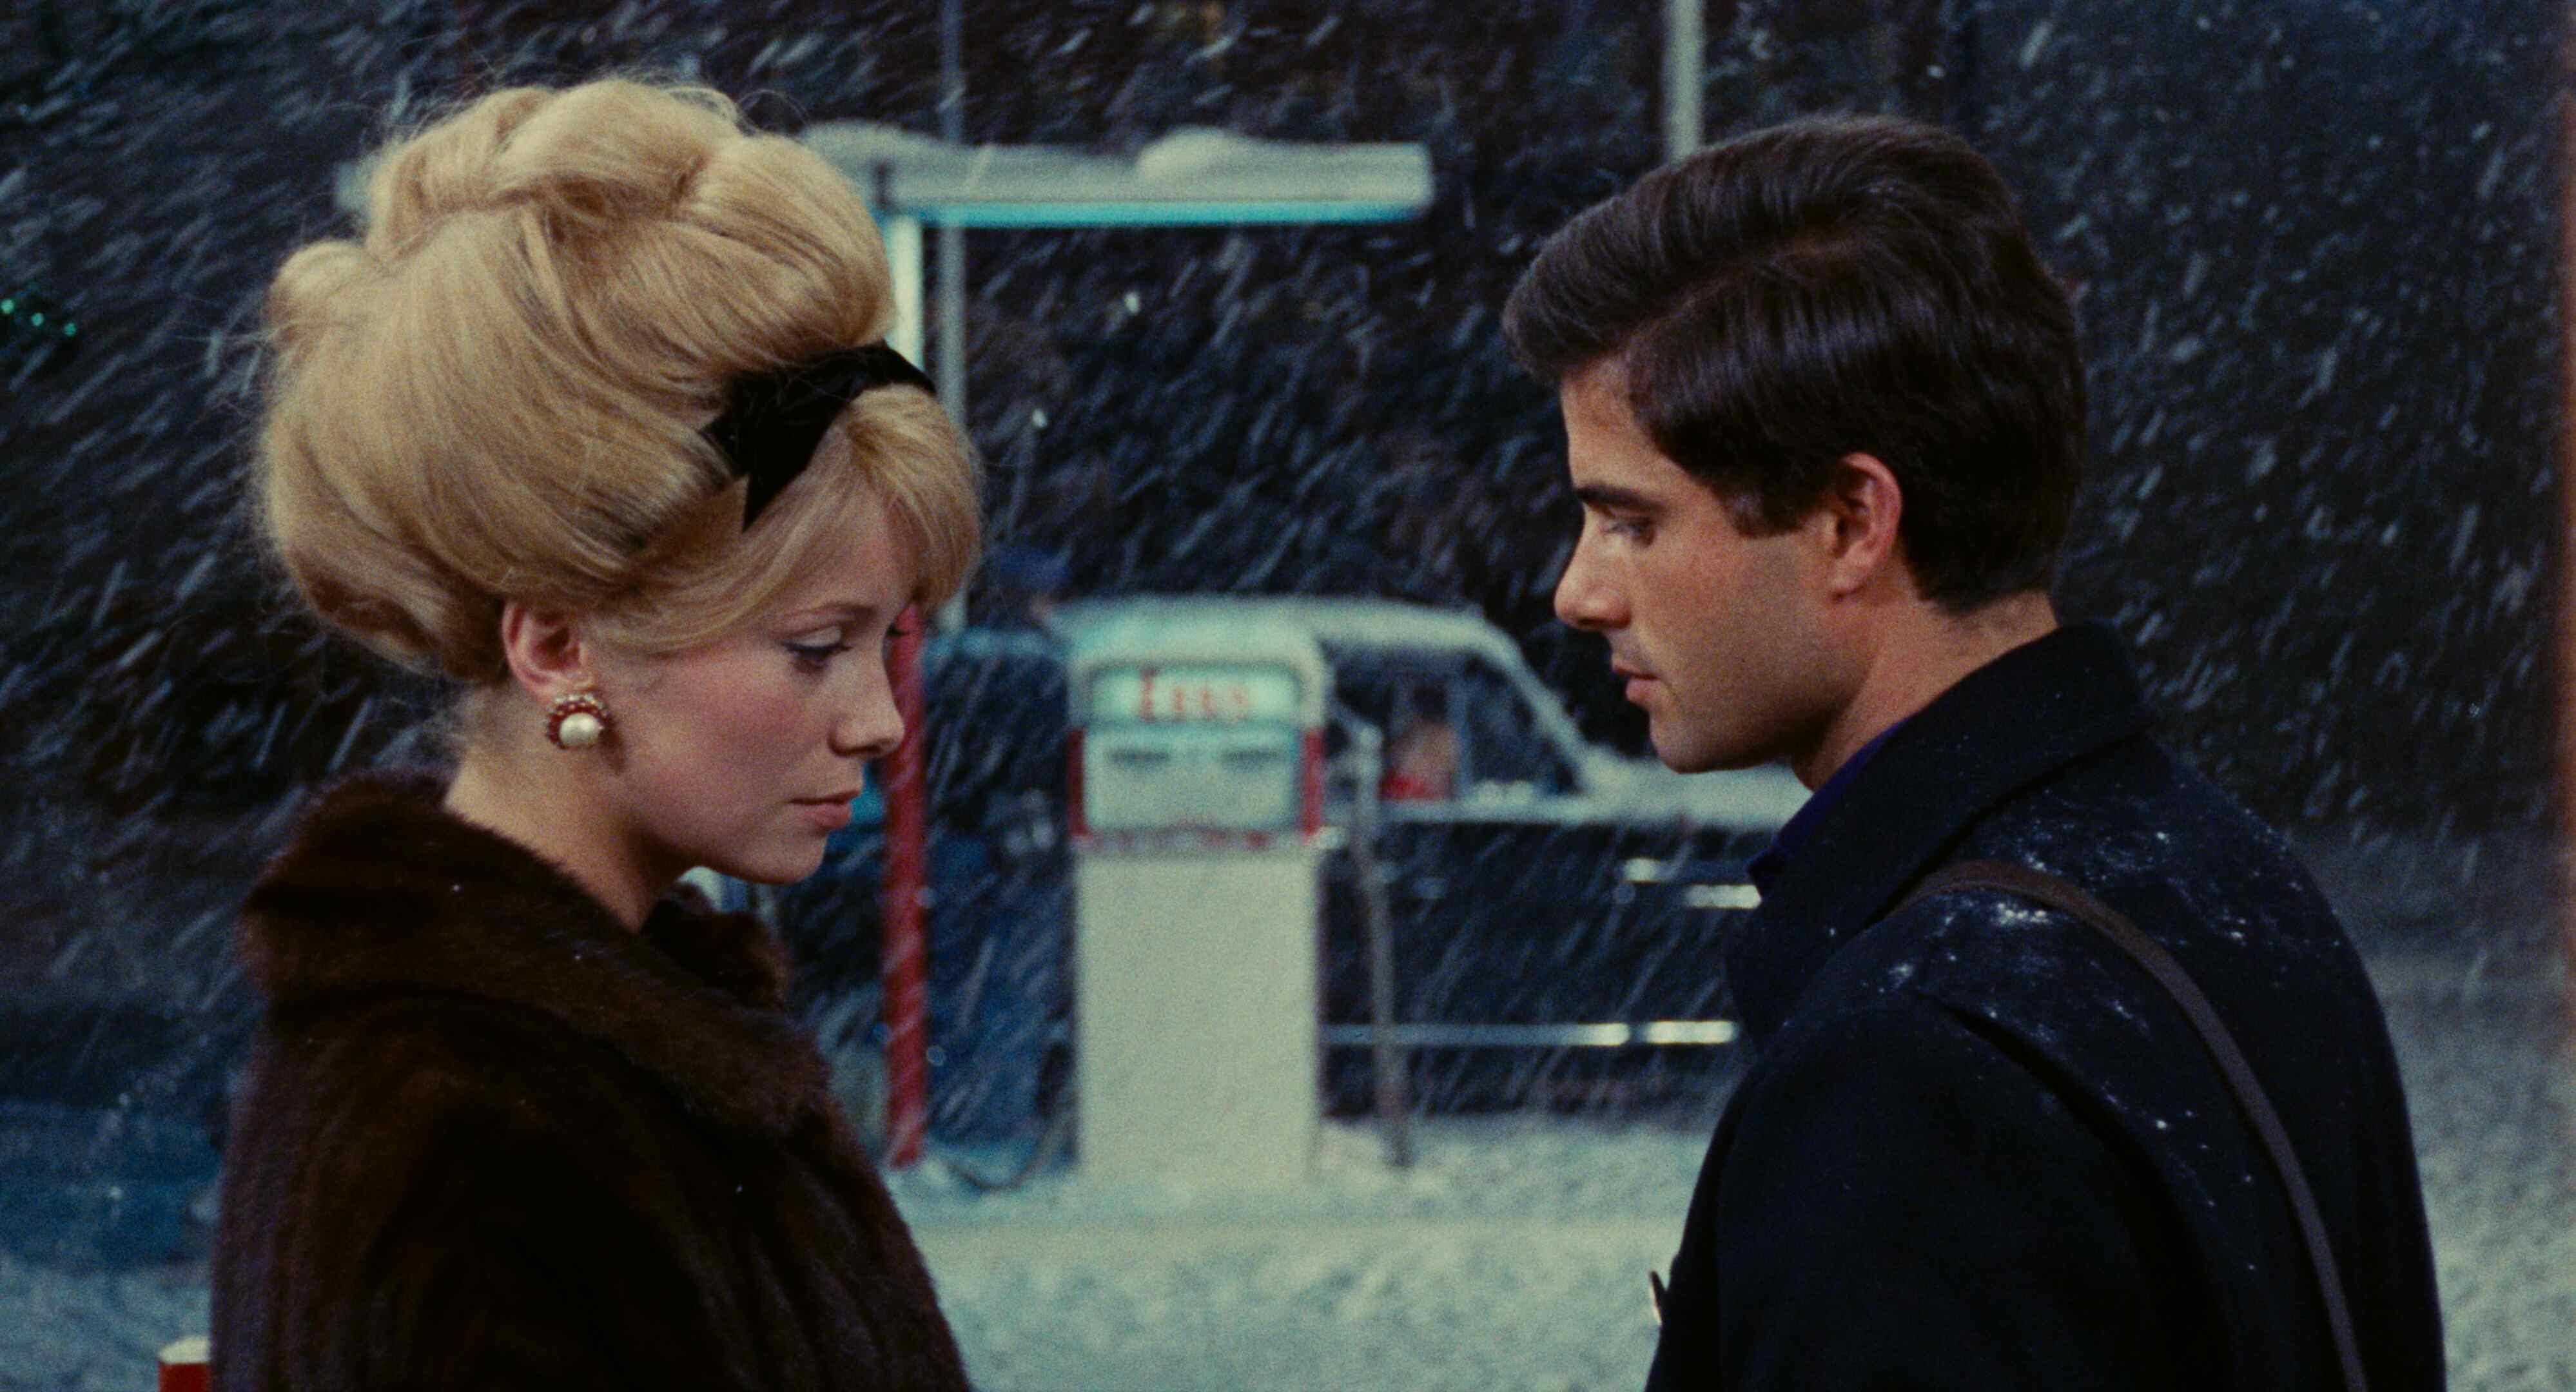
834 669 907 762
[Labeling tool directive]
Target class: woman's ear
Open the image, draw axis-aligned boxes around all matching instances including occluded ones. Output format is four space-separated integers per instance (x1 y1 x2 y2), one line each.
1816 452 1906 599
496 601 596 704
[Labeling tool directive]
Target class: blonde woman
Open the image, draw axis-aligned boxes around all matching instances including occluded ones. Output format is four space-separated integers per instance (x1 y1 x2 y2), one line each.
213 79 977 1390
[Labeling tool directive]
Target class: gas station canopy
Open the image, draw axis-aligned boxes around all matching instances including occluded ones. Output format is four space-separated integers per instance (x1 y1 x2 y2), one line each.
801 123 1434 227
333 125 1433 229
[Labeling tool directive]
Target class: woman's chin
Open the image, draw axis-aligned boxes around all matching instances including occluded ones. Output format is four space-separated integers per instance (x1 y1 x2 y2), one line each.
707 844 830 889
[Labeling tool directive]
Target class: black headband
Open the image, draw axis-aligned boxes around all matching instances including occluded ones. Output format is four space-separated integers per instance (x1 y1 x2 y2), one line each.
705 343 935 529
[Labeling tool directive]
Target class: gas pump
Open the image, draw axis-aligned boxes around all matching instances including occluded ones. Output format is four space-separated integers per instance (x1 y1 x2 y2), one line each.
1065 613 1332 1186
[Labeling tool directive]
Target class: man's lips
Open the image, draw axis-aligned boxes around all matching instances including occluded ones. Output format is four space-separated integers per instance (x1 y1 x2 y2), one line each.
1614 664 1659 705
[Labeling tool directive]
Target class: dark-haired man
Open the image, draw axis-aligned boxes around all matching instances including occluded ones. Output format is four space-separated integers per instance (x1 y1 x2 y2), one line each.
1503 115 2441 1389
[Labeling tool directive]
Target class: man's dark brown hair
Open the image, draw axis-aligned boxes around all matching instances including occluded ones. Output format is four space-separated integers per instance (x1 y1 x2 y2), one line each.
1503 114 2085 611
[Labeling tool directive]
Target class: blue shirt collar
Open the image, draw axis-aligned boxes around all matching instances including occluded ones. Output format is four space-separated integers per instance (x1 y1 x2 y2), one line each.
1745 718 1911 897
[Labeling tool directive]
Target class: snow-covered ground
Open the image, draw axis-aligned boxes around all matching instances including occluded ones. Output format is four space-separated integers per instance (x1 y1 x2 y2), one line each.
3 965 2568 1391
2379 969 2576 1392
904 966 2576 1392
897 1116 1712 1392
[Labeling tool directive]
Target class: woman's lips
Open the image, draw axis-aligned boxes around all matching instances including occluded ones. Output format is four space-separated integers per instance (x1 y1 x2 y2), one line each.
794 798 854 832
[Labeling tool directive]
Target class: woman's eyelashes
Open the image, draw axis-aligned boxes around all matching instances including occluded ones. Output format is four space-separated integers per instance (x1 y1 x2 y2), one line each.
786 616 913 672
785 626 854 670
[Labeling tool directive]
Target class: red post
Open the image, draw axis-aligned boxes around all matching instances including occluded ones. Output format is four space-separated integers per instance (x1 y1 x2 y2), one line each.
157 1338 210 1392
881 609 930 1168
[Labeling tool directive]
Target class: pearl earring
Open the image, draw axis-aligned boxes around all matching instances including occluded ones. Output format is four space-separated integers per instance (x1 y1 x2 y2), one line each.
546 691 610 750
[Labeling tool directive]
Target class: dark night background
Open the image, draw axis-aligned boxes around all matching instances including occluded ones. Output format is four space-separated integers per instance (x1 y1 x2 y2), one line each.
4 0 2555 882
0 0 2562 1136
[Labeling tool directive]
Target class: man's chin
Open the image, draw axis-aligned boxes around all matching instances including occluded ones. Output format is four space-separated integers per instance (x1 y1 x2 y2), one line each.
1649 726 1770 775
1648 737 1721 775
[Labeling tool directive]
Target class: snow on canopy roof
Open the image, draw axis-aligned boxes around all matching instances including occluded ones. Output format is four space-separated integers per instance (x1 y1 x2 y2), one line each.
1051 595 1525 669
798 124 1432 228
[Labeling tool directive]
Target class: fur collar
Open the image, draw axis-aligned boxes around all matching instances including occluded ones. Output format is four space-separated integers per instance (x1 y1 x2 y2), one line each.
240 771 830 1139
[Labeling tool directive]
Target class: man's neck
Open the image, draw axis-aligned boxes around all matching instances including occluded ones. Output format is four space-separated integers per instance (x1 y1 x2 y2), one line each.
1793 591 2060 788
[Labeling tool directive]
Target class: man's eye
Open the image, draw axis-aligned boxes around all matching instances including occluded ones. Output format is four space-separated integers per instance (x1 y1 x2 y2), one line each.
1605 516 1654 542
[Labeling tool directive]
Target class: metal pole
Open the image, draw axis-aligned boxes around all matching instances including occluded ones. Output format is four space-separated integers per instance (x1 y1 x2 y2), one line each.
884 210 925 363
884 0 970 1172
935 0 970 631
2559 12 2576 1001
1664 0 1704 164
879 208 932 1168
1947 0 1984 135
1342 722 1414 1168
881 617 931 1169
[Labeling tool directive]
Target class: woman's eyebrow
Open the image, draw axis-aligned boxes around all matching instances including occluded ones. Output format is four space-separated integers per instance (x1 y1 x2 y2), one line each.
781 601 884 623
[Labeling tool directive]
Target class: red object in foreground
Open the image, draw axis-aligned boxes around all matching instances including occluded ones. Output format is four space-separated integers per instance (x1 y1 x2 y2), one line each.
159 1338 209 1392
880 612 930 1169
1302 727 1326 838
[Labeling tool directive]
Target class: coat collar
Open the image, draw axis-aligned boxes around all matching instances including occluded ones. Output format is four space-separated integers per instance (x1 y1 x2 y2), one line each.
1722 622 2154 1044
239 771 830 1138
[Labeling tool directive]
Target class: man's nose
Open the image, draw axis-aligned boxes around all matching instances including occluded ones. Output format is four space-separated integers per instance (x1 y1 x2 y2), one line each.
1554 530 1626 632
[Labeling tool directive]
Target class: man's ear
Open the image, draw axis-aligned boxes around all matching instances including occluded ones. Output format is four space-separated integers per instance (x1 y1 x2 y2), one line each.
496 601 595 704
1815 452 1905 599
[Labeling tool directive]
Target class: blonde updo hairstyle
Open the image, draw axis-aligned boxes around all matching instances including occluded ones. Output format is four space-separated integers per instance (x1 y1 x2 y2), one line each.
254 77 978 737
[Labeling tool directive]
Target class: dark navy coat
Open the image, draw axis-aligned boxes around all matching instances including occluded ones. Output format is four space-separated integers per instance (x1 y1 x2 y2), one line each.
1645 624 2443 1390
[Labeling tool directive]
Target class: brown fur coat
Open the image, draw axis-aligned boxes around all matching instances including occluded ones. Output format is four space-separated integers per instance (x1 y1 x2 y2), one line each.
211 773 970 1391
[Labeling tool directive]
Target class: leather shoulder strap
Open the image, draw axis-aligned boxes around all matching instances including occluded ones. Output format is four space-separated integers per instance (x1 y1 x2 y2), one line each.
1896 859 2368 1392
